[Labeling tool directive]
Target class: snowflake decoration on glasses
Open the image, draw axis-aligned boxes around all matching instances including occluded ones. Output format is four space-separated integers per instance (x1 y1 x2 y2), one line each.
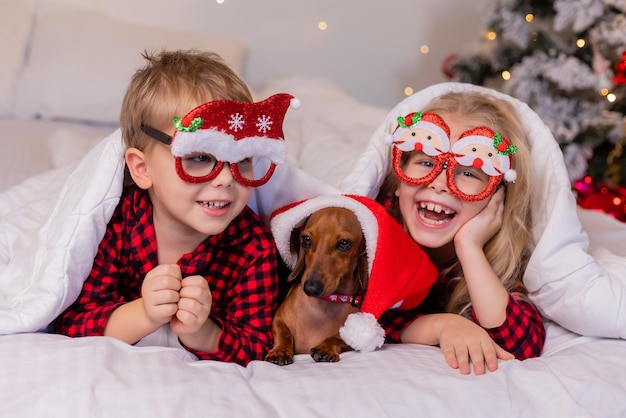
256 115 273 133
228 113 244 132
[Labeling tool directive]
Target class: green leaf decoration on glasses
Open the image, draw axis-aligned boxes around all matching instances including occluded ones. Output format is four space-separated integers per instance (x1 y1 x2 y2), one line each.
397 112 422 129
492 132 518 156
173 116 204 133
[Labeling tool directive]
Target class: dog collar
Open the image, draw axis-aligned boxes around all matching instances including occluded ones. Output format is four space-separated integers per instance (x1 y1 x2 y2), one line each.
319 293 363 307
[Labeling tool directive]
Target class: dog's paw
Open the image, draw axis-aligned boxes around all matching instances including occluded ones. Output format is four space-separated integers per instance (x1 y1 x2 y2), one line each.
310 347 340 363
265 348 294 366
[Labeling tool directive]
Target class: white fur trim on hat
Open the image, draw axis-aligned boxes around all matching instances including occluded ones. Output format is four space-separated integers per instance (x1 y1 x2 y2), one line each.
270 194 378 275
172 130 287 163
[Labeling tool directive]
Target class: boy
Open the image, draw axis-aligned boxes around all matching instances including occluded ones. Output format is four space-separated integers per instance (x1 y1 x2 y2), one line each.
52 50 295 366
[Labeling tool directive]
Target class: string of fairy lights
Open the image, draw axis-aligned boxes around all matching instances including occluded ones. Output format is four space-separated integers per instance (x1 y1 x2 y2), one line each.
482 12 619 104
212 2 621 105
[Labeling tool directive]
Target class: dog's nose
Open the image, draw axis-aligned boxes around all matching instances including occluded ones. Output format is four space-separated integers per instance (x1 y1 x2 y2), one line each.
303 273 324 297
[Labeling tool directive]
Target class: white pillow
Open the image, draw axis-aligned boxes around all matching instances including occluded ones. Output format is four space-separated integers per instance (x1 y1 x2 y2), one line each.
0 0 36 116
47 128 103 168
298 118 366 188
13 3 247 124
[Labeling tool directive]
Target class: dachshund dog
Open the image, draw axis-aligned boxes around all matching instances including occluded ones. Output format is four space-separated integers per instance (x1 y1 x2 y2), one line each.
265 207 369 365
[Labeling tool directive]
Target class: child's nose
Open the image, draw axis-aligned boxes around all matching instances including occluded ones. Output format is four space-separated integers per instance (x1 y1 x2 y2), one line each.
429 167 450 193
211 163 235 187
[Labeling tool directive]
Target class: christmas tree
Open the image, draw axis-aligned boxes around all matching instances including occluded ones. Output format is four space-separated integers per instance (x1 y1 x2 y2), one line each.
444 0 626 220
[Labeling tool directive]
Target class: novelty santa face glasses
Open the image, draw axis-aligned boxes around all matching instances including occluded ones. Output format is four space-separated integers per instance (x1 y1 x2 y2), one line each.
390 111 518 202
141 93 299 187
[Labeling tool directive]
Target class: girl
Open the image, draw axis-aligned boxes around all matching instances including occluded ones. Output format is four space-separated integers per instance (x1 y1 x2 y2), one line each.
371 91 545 375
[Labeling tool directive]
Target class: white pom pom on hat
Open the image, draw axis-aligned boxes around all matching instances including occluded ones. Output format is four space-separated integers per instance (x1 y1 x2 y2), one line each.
504 169 517 182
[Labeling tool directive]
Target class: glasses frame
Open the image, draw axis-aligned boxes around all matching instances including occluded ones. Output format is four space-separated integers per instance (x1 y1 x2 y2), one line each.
392 147 503 202
140 124 275 187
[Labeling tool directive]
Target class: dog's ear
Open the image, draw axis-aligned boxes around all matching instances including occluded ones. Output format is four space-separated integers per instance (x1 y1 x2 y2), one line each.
356 240 369 291
287 248 306 282
287 225 306 283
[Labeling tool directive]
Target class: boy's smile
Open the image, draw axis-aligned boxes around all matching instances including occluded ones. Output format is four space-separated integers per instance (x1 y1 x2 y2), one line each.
198 200 230 210
135 140 253 252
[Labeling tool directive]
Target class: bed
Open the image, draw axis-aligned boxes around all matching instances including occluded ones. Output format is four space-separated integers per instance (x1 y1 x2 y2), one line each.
2 1 626 417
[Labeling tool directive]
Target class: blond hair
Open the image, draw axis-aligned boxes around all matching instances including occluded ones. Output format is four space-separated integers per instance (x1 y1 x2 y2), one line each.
376 92 533 317
120 49 252 150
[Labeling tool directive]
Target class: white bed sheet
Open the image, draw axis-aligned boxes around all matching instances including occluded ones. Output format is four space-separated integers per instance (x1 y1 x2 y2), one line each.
0 321 624 417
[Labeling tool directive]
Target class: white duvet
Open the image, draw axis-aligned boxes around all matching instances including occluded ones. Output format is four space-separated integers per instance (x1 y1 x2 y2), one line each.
1 78 626 417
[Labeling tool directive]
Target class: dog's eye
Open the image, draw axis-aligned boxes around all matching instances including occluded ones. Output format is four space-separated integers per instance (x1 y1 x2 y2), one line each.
336 239 352 251
300 234 312 248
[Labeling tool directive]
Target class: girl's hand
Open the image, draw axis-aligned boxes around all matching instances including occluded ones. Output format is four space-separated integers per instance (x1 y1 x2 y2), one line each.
141 264 182 327
170 275 212 336
455 187 505 249
438 314 514 375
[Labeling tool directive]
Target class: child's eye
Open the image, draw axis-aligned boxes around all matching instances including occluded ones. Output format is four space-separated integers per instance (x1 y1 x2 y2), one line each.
409 154 434 168
180 153 219 177
456 167 488 182
458 169 477 178
184 153 217 165
236 157 253 171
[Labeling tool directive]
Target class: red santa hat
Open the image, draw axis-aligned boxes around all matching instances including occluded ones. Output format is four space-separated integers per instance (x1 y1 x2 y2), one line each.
170 93 300 164
270 194 438 352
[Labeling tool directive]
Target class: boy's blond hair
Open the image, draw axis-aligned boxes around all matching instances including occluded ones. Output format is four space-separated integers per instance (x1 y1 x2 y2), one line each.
120 49 252 151
377 92 533 317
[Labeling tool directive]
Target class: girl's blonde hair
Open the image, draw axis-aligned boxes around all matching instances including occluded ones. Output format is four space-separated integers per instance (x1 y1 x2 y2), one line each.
376 91 533 317
119 49 253 151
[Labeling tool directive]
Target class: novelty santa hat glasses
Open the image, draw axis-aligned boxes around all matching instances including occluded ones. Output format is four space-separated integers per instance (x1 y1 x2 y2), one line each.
270 194 438 352
390 111 518 202
141 93 300 187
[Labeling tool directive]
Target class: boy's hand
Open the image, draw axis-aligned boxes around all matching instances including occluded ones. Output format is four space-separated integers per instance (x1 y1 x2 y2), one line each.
141 264 182 327
170 275 212 336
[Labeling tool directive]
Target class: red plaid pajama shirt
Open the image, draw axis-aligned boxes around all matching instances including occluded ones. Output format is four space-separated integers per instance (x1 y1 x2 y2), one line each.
379 275 545 360
52 185 279 366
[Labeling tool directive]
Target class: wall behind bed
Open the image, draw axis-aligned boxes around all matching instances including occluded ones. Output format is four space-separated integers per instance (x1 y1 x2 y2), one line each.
48 0 492 108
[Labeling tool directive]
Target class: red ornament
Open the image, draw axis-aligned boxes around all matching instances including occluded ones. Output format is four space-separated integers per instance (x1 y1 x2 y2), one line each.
442 54 458 79
575 177 626 222
613 50 626 86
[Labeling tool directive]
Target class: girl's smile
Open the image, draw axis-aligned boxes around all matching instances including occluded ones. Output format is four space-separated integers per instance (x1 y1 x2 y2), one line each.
417 200 456 225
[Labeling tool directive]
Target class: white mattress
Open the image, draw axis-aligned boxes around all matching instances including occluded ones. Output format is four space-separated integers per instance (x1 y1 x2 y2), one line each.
0 321 624 417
